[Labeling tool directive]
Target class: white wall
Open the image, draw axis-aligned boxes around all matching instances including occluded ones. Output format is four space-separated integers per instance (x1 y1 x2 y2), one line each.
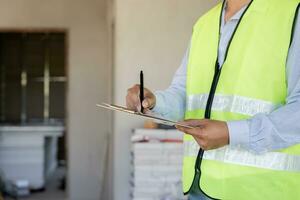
0 1 112 200
113 1 219 200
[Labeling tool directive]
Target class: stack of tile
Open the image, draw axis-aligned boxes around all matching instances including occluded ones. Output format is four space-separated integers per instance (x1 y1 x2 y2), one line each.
130 129 187 200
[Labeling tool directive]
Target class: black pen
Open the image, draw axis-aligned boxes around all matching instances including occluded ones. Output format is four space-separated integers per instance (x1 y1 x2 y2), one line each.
140 70 144 113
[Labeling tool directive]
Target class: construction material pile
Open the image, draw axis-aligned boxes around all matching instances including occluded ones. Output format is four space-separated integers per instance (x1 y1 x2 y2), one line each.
130 129 187 200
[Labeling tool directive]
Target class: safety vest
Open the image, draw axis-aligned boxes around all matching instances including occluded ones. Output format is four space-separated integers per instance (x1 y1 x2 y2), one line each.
183 0 300 199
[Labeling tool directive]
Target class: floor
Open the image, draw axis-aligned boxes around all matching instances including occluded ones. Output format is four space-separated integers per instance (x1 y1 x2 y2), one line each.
4 168 66 200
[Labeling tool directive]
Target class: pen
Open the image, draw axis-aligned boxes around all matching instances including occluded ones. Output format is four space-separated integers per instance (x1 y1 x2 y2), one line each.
140 70 144 113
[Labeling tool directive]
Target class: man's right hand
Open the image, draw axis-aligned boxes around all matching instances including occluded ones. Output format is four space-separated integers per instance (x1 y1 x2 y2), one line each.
126 84 156 112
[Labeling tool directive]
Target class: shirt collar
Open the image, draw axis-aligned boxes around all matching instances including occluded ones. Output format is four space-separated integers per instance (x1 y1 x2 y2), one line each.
223 1 249 21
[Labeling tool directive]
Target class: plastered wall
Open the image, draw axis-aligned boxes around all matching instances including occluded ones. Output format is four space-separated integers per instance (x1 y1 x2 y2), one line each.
0 1 222 199
0 0 112 200
113 1 219 200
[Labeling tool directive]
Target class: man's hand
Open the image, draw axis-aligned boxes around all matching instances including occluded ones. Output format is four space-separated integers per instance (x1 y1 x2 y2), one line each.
126 84 156 112
176 119 229 150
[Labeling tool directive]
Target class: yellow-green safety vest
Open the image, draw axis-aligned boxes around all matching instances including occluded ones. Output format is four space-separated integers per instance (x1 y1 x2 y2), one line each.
183 0 300 199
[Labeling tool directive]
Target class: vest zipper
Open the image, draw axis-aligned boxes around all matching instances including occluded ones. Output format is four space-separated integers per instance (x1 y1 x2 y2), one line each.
205 62 222 119
183 62 222 200
194 62 222 200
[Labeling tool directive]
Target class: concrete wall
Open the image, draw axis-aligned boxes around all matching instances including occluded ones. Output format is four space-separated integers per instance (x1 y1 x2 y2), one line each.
0 1 112 200
113 1 219 200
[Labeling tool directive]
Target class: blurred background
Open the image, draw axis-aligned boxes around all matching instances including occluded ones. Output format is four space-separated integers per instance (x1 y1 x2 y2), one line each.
0 0 219 200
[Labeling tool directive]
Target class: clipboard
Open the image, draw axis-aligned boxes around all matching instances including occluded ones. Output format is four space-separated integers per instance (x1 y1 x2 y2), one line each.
96 103 193 129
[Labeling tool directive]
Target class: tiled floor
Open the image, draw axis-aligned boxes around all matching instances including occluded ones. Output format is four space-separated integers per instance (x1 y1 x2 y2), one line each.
8 188 66 200
4 168 66 200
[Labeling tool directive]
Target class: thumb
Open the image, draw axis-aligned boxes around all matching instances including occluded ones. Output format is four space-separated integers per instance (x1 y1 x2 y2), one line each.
142 97 155 109
179 119 206 127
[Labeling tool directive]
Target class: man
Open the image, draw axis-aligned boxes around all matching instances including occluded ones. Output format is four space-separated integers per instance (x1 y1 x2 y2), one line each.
127 0 300 199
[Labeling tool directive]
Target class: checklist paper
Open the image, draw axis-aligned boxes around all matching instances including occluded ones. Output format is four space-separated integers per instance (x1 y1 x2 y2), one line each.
96 103 193 129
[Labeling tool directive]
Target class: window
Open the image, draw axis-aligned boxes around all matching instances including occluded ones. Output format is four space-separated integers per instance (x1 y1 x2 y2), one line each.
0 32 66 124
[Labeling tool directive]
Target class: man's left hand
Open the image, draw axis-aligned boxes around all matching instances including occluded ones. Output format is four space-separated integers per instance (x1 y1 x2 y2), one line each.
176 119 229 150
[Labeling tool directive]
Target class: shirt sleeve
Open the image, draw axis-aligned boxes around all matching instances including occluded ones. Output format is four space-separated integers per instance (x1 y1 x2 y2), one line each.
228 11 300 154
152 45 189 121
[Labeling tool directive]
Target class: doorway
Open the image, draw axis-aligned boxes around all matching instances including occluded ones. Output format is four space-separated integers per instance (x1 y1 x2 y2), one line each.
0 31 67 200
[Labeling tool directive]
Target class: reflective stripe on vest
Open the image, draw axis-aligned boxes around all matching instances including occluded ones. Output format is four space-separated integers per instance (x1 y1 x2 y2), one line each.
184 140 300 172
187 93 278 116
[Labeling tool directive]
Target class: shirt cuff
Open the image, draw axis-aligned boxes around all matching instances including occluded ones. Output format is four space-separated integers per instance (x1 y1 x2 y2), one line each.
152 91 165 114
227 120 250 148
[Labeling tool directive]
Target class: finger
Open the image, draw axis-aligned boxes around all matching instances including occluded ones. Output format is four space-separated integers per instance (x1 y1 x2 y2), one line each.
127 84 140 94
127 85 155 112
133 84 140 91
126 95 136 110
179 119 202 127
188 127 203 136
179 119 208 127
129 85 143 111
126 91 141 111
142 97 155 109
143 108 152 114
193 136 202 147
193 136 208 150
136 103 141 112
176 126 203 136
175 125 186 132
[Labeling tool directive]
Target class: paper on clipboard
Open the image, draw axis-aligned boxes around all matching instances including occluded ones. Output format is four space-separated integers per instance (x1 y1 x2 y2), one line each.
96 103 194 129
